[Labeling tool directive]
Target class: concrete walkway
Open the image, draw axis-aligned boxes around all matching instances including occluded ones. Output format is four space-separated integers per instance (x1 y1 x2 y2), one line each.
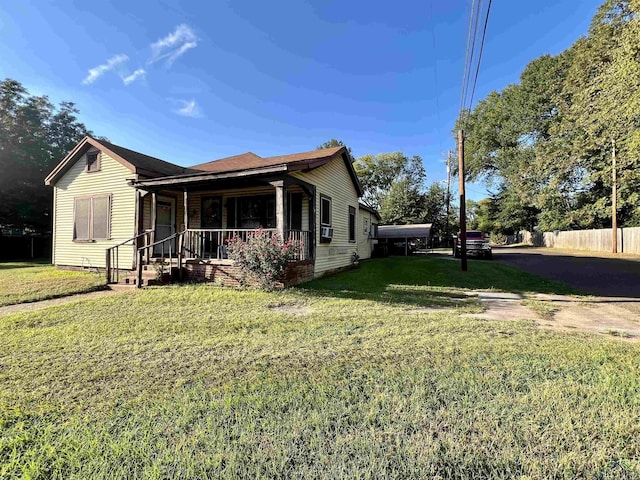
466 289 640 341
468 291 537 321
0 289 122 316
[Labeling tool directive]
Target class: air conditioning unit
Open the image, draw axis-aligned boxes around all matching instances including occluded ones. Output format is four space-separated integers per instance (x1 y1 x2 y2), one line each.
321 226 334 239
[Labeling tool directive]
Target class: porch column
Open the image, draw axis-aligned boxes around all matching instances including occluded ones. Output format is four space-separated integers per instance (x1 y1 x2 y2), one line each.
183 189 189 229
150 192 157 245
271 180 287 238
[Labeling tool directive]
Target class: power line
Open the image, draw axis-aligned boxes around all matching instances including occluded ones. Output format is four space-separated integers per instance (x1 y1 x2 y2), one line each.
459 0 492 119
467 0 492 111
459 0 478 116
463 0 483 111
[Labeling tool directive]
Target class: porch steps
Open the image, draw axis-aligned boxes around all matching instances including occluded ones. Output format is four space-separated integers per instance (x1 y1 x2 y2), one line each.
109 264 176 288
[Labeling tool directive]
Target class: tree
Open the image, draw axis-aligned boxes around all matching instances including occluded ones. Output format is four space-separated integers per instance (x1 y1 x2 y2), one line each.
379 179 425 224
353 152 425 211
0 79 93 230
317 139 352 154
454 0 640 231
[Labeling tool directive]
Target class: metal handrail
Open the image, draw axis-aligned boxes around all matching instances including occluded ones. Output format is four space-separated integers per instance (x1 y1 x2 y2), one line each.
106 230 154 284
139 230 182 250
135 230 185 288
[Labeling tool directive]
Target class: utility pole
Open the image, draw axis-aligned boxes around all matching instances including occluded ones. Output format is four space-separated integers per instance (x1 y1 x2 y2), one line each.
612 138 618 253
458 130 468 271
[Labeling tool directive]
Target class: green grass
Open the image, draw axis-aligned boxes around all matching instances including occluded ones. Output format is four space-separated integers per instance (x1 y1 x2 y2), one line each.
302 256 577 301
1 257 638 479
522 299 560 320
0 263 106 306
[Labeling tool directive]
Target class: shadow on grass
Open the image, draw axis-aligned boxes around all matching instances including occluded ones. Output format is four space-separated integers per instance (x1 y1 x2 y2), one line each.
297 256 578 307
0 261 50 270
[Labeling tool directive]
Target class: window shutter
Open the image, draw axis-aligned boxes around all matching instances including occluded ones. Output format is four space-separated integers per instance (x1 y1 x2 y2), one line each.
74 198 91 240
92 195 111 239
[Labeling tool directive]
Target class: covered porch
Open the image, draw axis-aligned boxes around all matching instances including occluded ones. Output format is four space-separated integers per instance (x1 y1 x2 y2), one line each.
104 170 318 286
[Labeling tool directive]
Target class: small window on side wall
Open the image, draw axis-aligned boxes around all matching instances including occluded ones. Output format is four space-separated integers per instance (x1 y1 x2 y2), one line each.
348 206 356 242
320 195 331 226
86 151 101 172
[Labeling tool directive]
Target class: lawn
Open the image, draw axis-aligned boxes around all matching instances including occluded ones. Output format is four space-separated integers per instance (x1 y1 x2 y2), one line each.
1 257 638 479
0 263 105 306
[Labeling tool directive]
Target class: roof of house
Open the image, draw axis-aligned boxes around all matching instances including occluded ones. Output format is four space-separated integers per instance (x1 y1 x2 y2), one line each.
376 224 432 238
45 136 190 185
135 145 363 196
47 138 363 196
189 146 344 174
93 139 190 177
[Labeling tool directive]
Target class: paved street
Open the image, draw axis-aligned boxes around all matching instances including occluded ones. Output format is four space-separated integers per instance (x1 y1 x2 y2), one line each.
494 247 640 298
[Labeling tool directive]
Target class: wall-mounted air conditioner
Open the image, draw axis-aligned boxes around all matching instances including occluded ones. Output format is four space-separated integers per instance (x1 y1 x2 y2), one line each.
321 226 334 239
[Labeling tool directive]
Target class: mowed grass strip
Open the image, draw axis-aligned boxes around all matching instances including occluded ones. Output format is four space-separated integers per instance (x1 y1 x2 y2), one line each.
0 263 105 306
1 258 638 479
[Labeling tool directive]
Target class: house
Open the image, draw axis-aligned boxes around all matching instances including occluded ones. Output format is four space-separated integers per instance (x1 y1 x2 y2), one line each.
44 136 379 286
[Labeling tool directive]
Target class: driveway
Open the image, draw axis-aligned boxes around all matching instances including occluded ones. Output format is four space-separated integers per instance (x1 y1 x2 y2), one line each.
494 247 640 298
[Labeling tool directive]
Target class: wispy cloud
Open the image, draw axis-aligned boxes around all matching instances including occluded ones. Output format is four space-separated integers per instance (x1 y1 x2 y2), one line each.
175 99 202 118
149 24 198 67
122 69 146 85
82 54 129 85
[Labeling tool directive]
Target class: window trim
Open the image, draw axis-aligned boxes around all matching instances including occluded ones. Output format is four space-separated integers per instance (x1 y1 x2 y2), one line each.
348 206 356 243
73 194 112 242
86 150 101 173
320 194 332 227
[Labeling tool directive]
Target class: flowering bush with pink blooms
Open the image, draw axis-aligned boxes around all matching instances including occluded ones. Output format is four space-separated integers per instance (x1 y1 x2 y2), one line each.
227 229 301 289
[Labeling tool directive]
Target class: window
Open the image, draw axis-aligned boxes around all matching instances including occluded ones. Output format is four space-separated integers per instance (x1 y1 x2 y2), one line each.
363 217 369 235
348 206 356 242
225 195 276 229
74 195 111 241
201 196 222 229
86 151 101 172
320 195 331 226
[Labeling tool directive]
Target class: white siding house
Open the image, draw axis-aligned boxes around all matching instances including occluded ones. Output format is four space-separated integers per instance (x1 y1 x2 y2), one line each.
46 137 374 284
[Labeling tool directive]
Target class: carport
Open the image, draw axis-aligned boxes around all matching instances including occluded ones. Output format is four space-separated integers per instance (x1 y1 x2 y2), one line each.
376 224 432 256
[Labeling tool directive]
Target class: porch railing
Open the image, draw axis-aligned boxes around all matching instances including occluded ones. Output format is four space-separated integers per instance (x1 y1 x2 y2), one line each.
107 228 311 286
105 230 153 284
183 228 311 261
136 230 184 288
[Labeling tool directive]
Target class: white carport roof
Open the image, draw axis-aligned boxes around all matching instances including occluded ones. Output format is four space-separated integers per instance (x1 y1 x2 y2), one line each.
376 224 432 238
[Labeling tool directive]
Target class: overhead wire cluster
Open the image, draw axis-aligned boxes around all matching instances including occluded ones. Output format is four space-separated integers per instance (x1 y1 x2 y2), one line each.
459 0 492 121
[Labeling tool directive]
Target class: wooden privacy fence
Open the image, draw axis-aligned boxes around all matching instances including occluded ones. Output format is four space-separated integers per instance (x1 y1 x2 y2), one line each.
520 227 640 254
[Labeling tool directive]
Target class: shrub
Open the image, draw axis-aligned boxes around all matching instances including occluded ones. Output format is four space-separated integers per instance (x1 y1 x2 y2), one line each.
227 229 301 289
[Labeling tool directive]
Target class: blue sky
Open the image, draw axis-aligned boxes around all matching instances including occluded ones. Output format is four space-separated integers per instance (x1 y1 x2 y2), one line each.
1 0 602 200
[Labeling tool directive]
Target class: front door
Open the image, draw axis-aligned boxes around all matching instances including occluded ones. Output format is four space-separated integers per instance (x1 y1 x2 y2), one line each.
154 196 176 255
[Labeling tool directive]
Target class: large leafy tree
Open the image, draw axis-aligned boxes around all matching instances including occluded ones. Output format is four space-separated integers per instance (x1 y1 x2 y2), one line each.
456 0 640 231
353 152 425 211
0 79 93 230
